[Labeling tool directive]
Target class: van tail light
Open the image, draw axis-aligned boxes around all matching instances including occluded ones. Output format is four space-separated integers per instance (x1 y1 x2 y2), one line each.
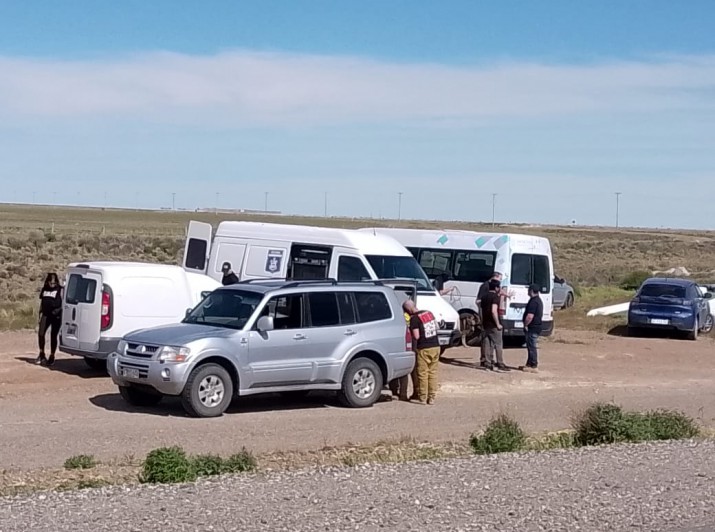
405 326 413 352
101 288 112 330
498 295 507 317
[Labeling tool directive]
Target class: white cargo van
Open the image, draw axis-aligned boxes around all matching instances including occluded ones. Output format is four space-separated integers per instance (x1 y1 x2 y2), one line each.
182 221 461 349
59 262 221 368
359 228 554 344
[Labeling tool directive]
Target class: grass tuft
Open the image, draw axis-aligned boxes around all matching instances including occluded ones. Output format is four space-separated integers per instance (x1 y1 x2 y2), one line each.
140 446 196 484
63 455 97 470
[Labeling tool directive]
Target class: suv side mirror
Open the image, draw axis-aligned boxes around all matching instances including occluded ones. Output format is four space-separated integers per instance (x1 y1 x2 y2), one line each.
704 292 713 300
257 316 274 332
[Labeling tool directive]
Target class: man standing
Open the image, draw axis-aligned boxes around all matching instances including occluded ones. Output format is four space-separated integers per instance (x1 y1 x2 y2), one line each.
479 279 508 371
403 300 440 405
476 271 503 367
520 284 544 373
221 262 239 286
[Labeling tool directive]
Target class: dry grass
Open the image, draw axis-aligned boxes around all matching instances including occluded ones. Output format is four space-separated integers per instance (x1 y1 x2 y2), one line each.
2 203 714 330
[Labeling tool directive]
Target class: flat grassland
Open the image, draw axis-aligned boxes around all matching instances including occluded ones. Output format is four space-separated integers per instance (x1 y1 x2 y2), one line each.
2 204 714 329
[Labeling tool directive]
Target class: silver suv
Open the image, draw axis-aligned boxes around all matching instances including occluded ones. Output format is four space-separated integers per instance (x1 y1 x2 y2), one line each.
107 280 414 417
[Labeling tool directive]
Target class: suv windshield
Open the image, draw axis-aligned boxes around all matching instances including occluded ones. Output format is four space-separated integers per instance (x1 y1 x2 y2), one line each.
640 284 686 299
184 289 263 330
366 255 433 291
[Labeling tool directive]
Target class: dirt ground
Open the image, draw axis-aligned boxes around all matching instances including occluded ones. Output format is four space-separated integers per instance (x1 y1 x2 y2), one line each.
1 329 713 471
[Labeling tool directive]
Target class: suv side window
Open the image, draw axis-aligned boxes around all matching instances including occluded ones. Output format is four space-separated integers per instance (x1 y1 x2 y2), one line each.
354 291 392 323
263 294 304 329
307 292 340 327
337 256 371 281
337 292 356 324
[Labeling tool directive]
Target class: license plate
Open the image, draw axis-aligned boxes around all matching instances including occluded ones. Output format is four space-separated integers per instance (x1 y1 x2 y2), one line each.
121 368 140 379
514 322 524 328
66 324 77 335
438 336 449 345
650 319 669 325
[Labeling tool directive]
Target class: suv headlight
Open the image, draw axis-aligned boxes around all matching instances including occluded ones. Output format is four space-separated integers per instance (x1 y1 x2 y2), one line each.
158 346 191 363
117 340 127 355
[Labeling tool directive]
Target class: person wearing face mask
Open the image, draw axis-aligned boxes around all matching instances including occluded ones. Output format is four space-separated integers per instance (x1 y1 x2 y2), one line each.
37 272 63 366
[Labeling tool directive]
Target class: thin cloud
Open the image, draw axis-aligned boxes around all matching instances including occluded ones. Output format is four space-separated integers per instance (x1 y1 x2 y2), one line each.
0 51 714 126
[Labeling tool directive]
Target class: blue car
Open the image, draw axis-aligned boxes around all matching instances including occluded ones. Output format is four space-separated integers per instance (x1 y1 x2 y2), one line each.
628 278 714 340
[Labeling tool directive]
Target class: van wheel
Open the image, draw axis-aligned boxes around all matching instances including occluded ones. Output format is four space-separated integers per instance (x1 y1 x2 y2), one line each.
339 358 383 408
118 385 163 407
181 363 234 418
459 311 481 347
84 357 107 372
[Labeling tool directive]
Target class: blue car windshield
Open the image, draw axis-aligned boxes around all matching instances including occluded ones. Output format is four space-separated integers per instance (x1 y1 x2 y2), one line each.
184 290 262 329
640 284 686 299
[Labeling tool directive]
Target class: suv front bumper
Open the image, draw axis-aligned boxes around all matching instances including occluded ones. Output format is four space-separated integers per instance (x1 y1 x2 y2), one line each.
107 352 192 396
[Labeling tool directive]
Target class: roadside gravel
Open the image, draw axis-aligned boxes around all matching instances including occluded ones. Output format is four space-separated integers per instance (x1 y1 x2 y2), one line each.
1 440 713 532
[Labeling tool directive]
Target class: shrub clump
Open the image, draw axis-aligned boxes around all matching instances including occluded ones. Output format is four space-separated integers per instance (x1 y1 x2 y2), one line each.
141 447 258 484
191 454 225 477
470 414 526 455
572 403 699 446
140 446 196 484
620 270 651 290
222 449 258 474
63 454 97 470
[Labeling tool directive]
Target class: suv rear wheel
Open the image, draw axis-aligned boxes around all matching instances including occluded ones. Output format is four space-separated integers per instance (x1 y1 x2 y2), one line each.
687 319 699 341
339 358 383 408
119 385 163 407
181 363 234 418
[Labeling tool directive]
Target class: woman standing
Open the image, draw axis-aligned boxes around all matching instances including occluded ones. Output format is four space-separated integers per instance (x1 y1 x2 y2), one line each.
37 273 63 366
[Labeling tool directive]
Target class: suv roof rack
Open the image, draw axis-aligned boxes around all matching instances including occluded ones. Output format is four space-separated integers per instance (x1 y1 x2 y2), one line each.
235 277 419 291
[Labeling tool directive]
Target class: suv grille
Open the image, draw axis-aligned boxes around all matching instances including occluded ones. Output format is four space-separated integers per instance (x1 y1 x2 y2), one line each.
126 343 160 359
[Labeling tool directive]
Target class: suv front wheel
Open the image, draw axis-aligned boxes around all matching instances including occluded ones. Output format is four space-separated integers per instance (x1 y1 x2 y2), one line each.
339 358 384 408
181 363 234 418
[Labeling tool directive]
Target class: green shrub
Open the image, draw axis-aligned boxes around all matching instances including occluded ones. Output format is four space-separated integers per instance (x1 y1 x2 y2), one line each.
620 270 651 290
469 414 526 455
573 403 700 446
192 454 225 477
140 446 196 484
63 454 97 470
222 449 258 473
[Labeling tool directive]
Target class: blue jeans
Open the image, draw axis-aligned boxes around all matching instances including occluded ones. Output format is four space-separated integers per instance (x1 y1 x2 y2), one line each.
525 331 539 368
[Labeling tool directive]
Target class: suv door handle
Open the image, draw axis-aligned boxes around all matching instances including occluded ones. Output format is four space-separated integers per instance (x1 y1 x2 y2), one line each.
293 333 307 340
344 329 357 336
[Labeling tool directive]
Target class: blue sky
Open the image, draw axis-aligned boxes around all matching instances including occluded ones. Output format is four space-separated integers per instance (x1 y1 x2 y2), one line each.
0 1 714 228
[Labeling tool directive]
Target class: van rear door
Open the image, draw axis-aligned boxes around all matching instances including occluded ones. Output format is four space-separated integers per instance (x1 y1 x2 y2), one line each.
183 221 213 274
61 267 103 353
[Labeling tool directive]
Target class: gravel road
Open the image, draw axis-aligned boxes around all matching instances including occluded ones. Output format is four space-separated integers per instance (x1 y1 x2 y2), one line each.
1 440 713 532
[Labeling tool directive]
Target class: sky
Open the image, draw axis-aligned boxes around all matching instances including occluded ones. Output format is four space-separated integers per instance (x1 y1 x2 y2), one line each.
0 1 714 228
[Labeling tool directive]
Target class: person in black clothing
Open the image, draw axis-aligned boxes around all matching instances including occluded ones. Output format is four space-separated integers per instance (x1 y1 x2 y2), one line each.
432 273 455 296
221 262 239 286
479 279 507 371
520 283 544 373
37 272 63 366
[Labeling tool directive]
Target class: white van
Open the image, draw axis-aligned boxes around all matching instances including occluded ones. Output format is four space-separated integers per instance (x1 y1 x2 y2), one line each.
182 221 461 349
359 228 554 344
59 262 221 368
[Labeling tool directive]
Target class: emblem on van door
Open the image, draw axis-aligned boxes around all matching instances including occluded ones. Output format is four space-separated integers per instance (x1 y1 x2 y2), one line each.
265 249 284 274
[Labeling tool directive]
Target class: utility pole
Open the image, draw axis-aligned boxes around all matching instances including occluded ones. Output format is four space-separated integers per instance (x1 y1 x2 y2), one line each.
397 192 403 221
264 192 269 212
491 193 497 227
324 192 328 217
615 192 622 228
172 192 176 211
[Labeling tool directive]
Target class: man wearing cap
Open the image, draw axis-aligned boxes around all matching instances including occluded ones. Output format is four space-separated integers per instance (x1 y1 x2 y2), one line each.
221 262 239 286
520 284 544 373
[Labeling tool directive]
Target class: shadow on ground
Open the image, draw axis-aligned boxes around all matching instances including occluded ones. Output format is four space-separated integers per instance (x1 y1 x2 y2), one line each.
87 390 385 418
15 356 108 379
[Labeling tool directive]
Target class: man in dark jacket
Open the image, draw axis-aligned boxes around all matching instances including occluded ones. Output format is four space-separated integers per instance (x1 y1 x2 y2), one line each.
221 262 239 286
520 284 544 373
